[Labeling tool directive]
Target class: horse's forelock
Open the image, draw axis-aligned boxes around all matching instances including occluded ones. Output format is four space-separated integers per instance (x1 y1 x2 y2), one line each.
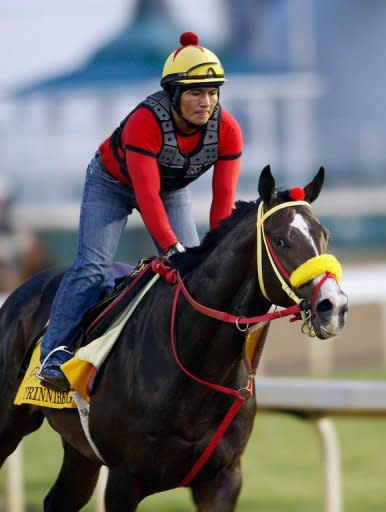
274 188 302 204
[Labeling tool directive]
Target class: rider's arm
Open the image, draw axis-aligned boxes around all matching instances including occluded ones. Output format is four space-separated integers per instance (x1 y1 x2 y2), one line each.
210 111 243 229
210 159 241 229
122 108 178 252
125 151 178 252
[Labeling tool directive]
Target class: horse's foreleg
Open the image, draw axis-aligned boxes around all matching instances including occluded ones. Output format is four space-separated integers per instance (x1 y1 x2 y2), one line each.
191 462 242 512
43 440 101 512
0 406 44 467
105 465 147 512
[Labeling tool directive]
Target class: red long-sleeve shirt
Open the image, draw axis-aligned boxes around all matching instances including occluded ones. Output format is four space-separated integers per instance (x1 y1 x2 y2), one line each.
99 106 242 251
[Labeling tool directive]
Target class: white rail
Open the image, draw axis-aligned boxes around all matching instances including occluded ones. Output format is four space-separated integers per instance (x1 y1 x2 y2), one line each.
254 378 386 512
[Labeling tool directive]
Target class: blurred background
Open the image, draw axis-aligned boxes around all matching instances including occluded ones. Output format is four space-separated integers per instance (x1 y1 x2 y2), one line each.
1 1 386 509
1 0 385 375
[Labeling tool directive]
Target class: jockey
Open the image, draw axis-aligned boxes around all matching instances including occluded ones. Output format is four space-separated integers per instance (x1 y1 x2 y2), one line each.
39 31 243 391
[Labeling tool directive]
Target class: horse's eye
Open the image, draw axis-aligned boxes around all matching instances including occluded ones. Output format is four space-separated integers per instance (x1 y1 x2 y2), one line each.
273 237 286 248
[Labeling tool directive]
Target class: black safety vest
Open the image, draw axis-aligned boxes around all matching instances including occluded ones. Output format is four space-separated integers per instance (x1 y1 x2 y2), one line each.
109 90 221 191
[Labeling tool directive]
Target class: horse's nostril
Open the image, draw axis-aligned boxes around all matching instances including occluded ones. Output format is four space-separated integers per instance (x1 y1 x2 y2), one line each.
338 302 348 328
316 299 333 315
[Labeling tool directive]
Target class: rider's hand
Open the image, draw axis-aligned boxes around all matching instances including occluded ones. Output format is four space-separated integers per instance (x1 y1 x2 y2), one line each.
165 242 202 275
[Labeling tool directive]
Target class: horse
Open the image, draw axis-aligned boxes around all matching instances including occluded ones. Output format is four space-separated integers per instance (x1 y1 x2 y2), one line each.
0 166 348 511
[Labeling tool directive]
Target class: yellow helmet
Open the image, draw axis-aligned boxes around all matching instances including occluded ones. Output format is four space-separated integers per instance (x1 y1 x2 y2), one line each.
161 32 225 89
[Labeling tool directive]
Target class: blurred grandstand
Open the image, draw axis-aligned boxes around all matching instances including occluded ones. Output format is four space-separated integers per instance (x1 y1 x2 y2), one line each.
0 0 386 266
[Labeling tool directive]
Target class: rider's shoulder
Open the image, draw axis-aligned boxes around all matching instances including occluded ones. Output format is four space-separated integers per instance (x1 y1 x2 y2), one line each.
219 109 241 131
218 109 242 144
123 106 160 133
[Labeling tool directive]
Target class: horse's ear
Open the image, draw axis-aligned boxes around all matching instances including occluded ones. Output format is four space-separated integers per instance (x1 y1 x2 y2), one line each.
258 165 275 204
304 166 325 203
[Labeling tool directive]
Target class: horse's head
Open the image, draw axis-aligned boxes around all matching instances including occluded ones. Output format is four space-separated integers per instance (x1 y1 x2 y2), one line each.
257 165 348 340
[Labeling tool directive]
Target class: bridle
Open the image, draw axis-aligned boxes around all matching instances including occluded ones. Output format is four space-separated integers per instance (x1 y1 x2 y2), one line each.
257 199 310 304
151 196 342 487
256 199 342 336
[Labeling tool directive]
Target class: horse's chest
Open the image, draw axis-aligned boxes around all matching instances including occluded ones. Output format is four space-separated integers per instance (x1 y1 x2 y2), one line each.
135 410 249 481
128 428 236 486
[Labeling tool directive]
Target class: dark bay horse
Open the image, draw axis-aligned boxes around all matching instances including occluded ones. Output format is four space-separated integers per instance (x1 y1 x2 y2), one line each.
0 166 348 511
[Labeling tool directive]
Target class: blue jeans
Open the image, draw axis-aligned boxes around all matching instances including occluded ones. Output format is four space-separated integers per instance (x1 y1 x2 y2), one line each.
40 153 200 359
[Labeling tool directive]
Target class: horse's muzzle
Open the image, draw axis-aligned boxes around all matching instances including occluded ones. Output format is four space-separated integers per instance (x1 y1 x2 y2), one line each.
312 279 349 340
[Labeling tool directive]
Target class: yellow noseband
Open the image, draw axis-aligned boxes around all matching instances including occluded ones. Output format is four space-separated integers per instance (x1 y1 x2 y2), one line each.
290 254 342 289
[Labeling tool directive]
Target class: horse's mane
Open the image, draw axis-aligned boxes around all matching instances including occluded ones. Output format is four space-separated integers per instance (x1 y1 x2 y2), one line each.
194 188 293 258
195 199 258 257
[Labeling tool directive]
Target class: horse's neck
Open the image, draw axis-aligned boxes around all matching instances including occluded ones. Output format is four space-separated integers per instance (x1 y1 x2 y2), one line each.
190 221 266 317
176 223 269 386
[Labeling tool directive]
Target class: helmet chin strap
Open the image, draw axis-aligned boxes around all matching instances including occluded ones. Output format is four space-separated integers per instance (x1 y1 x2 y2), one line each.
173 110 203 131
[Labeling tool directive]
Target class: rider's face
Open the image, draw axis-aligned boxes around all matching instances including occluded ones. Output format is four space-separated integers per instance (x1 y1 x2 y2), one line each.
179 87 219 126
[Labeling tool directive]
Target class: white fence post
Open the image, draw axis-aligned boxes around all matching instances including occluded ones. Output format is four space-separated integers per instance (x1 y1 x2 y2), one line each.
313 417 342 512
3 446 107 511
381 301 386 367
4 445 24 512
255 378 386 512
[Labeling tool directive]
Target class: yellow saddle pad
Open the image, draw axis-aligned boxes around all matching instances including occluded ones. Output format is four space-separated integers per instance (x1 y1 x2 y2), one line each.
14 273 160 408
14 340 76 409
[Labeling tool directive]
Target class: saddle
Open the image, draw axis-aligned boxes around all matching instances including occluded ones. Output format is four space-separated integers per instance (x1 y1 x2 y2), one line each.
15 257 161 411
76 257 156 348
19 257 157 379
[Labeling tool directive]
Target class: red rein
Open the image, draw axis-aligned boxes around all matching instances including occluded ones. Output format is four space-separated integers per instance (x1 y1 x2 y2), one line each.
151 260 302 486
151 259 302 326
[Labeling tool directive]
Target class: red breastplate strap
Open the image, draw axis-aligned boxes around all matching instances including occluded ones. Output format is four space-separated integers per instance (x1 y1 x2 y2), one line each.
171 282 254 487
151 260 302 487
